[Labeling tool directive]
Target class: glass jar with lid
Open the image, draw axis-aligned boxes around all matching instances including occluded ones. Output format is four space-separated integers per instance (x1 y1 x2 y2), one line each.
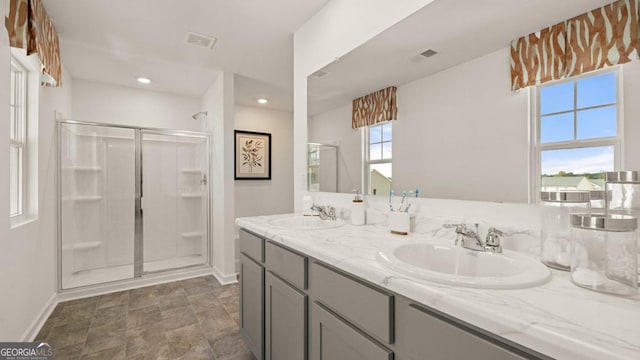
570 213 637 296
605 171 640 216
540 191 591 271
605 170 640 284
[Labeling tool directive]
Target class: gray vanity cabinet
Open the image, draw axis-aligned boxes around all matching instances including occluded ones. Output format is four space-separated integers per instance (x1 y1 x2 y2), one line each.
239 230 265 360
310 302 393 360
238 227 546 360
265 271 307 360
395 297 530 360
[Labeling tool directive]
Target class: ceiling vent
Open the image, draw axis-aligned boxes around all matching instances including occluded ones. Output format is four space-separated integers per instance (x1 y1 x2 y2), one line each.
312 70 329 79
185 32 217 49
420 49 438 58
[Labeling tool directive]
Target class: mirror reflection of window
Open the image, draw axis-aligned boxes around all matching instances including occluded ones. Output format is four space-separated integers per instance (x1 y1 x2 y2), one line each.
367 122 392 196
534 70 618 195
307 143 338 192
307 145 320 191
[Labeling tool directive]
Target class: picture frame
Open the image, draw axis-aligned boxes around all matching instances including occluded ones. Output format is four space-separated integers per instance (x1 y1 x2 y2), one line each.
234 130 272 180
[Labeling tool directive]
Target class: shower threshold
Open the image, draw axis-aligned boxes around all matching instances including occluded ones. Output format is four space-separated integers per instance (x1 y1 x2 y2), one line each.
64 255 205 289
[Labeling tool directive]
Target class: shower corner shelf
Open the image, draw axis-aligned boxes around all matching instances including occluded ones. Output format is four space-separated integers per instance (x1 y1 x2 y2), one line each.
181 168 204 174
72 241 101 251
181 232 202 239
62 195 103 202
66 166 103 172
181 192 204 199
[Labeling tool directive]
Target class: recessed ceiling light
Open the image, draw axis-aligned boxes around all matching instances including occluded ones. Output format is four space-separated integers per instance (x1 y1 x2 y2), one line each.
258 98 268 104
137 77 152 84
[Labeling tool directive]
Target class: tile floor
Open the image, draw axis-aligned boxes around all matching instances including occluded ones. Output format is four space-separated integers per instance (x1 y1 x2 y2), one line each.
35 275 255 360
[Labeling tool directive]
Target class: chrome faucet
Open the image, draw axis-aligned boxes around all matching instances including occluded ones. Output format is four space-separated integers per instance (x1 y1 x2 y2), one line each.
443 223 504 253
311 204 337 221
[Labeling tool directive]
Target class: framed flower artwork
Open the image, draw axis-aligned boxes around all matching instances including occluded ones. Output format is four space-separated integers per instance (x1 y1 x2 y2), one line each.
234 130 271 180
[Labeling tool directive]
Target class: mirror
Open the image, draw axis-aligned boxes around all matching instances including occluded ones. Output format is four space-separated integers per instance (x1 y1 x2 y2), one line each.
307 143 338 192
306 0 621 202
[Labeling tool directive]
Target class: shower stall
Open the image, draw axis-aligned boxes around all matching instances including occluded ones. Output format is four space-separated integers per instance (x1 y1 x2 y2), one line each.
58 121 210 290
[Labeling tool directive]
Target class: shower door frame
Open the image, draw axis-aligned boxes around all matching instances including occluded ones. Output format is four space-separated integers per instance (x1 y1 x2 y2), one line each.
56 120 212 292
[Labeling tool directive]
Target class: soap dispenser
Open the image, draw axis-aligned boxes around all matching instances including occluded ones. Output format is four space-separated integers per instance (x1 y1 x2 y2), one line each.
351 190 365 225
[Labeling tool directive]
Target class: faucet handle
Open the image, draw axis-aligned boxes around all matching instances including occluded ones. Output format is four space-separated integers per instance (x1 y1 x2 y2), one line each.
485 227 504 253
328 207 336 221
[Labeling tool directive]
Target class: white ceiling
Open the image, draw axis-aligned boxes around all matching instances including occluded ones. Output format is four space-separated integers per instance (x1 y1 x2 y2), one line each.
308 0 614 116
43 0 329 108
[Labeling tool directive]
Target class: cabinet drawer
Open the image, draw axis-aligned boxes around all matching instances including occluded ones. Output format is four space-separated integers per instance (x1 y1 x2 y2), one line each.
311 302 392 360
396 298 534 360
240 229 264 263
309 262 393 344
265 242 307 289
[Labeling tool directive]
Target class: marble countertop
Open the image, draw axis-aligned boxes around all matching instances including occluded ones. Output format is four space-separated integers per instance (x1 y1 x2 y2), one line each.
236 213 640 360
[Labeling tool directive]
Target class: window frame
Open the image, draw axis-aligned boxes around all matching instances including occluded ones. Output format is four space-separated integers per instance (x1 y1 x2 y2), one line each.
529 67 622 202
364 122 392 195
10 56 28 219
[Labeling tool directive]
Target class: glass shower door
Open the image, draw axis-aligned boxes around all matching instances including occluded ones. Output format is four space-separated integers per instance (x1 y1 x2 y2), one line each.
59 123 136 289
141 131 209 273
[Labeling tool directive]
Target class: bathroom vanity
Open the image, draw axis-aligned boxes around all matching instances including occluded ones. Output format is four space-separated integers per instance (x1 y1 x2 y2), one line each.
236 212 640 360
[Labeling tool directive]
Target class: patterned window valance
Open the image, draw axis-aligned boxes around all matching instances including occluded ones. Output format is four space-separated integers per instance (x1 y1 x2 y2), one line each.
5 0 62 87
510 23 566 91
352 86 398 129
511 0 638 91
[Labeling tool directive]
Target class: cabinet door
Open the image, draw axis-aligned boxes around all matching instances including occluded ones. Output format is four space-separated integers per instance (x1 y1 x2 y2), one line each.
240 254 264 360
265 271 307 360
396 299 531 360
310 302 393 360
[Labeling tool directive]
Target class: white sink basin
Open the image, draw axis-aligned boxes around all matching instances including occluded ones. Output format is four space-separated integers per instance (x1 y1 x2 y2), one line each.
377 243 550 289
268 216 345 230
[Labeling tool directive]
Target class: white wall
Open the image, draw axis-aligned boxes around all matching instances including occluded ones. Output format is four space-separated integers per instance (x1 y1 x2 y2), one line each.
308 103 362 193
201 72 236 284
394 48 529 202
293 0 436 211
1 0 74 338
235 105 294 217
72 79 201 131
622 61 640 171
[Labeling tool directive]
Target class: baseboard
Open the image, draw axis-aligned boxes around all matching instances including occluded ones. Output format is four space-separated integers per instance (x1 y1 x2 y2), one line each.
21 292 58 342
213 265 238 285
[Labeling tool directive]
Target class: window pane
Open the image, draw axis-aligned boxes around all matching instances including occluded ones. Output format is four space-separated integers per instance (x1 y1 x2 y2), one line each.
540 113 574 143
370 125 382 143
369 163 392 196
382 123 392 141
577 72 616 108
541 146 613 182
10 145 21 216
577 105 616 140
540 82 573 115
370 143 382 160
382 142 392 159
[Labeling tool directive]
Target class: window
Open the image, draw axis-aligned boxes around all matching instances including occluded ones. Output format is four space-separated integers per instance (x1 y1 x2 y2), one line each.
10 57 27 218
366 122 392 196
532 70 619 197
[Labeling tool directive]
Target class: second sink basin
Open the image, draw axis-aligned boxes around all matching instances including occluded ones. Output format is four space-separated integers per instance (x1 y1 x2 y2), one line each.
268 215 345 230
377 243 550 289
